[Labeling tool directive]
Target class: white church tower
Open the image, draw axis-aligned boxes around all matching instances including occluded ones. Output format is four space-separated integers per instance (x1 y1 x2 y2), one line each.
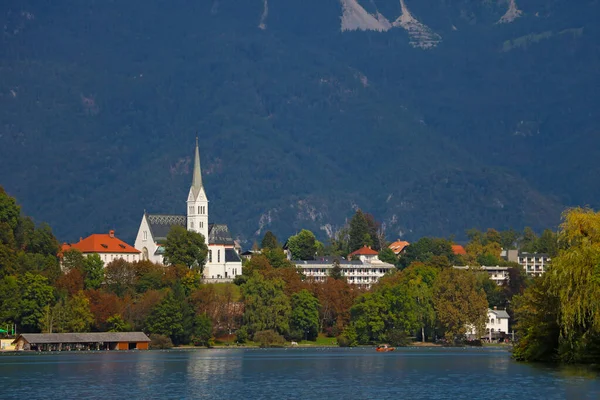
186 137 209 243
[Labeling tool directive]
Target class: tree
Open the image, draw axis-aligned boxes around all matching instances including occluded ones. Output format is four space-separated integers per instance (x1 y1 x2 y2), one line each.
163 226 208 273
519 227 538 253
329 258 344 280
17 272 54 332
286 229 317 260
514 208 600 363
0 187 20 232
398 237 456 269
82 254 104 290
289 290 320 341
433 269 488 343
64 292 94 332
61 249 86 272
145 290 184 344
536 229 558 256
261 231 279 250
241 273 290 337
192 313 213 347
348 210 371 252
500 229 518 250
106 314 131 332
104 259 136 297
402 263 438 342
378 247 398 265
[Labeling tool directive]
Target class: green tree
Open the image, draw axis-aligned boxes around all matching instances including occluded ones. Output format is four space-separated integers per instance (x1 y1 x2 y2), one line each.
17 272 55 332
163 226 208 273
500 229 518 250
64 292 94 332
0 187 20 232
106 314 131 332
520 227 538 253
82 254 104 290
398 237 456 269
30 223 60 256
402 263 438 342
261 231 279 250
433 268 488 343
378 247 398 265
192 313 213 347
329 258 344 280
61 249 86 272
348 210 371 252
286 229 317 260
241 273 291 337
145 290 184 344
516 208 600 363
536 229 558 256
289 290 320 341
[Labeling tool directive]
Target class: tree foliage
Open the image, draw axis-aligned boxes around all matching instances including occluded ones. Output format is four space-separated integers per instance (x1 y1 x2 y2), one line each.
515 208 600 363
163 226 208 272
289 290 320 341
433 269 488 343
286 229 318 260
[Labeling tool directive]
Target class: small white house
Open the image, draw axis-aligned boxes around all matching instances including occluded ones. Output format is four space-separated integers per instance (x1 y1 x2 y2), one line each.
468 308 510 340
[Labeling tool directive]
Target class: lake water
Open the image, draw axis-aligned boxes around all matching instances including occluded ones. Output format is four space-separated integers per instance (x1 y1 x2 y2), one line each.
1 347 599 399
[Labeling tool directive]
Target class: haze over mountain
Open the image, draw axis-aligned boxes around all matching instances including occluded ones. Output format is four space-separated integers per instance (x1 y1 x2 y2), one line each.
1 0 598 245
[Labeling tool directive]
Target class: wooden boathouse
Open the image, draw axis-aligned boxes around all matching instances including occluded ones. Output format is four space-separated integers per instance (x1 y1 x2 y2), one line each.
12 332 151 351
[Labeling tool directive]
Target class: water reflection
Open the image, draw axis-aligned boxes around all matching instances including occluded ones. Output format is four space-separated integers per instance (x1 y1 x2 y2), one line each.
0 348 599 399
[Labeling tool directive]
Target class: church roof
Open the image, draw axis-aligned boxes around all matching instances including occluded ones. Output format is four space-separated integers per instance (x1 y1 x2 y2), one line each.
208 224 235 245
190 137 204 199
62 231 140 254
146 214 186 242
225 248 242 262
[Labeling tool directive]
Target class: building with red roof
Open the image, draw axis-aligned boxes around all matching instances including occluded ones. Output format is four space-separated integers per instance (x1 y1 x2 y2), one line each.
452 244 467 256
348 246 380 263
61 230 140 266
389 240 410 255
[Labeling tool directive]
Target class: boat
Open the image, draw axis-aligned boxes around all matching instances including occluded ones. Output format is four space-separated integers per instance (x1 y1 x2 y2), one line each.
376 344 395 352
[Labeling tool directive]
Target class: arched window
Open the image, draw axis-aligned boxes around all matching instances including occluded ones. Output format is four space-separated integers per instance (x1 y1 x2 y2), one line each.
191 221 194 229
142 247 149 261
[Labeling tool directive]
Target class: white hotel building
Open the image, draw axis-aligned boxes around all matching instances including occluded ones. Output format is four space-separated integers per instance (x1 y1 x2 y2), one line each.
294 246 395 289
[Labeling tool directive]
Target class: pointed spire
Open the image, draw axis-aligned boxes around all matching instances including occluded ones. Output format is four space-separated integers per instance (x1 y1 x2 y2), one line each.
192 136 203 190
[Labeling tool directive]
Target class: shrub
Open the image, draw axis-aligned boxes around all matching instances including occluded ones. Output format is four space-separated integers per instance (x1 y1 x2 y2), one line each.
253 330 286 348
149 334 173 349
387 329 411 347
236 326 249 344
337 326 358 347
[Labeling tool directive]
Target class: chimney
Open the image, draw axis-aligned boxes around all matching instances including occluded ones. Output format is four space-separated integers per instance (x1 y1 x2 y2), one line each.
80 237 83 242
109 230 115 238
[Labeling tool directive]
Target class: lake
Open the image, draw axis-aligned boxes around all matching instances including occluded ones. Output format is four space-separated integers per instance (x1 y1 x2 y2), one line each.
1 347 598 399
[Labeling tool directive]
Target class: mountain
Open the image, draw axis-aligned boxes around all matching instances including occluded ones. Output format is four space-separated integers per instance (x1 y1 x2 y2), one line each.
0 0 598 245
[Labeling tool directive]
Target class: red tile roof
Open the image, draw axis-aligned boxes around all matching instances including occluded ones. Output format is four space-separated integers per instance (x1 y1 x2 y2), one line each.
348 246 379 257
389 240 410 254
452 245 467 255
62 230 140 254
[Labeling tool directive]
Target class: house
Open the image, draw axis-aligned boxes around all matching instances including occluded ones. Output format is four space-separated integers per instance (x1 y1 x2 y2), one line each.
61 230 140 267
388 240 410 255
12 332 151 351
453 265 510 285
295 255 395 289
502 249 551 276
451 244 467 256
467 308 510 341
134 139 242 281
348 246 379 262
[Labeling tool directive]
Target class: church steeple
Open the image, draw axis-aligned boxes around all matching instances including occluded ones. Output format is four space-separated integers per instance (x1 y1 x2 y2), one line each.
187 137 209 244
191 136 203 192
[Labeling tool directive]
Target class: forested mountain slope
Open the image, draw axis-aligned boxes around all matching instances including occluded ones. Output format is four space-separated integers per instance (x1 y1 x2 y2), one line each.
0 0 597 244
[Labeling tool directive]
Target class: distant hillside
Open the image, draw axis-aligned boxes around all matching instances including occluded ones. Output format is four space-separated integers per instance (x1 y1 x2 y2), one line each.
0 0 597 245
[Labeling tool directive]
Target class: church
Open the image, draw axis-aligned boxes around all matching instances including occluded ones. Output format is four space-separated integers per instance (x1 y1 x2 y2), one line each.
133 139 242 281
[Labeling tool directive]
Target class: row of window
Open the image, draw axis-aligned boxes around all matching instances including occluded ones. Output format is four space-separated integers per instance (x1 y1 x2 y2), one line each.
188 205 207 215
190 221 205 229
